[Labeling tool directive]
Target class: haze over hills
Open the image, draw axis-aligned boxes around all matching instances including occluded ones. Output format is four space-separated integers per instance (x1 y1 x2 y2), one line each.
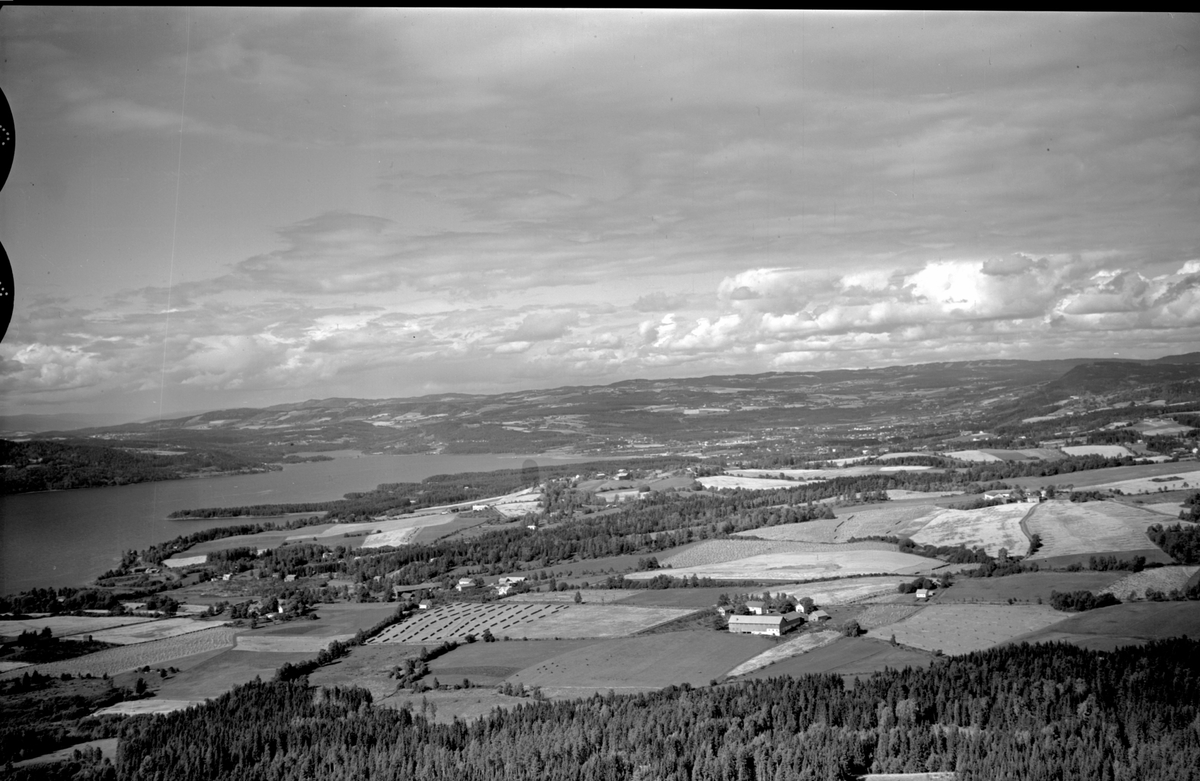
26 354 1200 461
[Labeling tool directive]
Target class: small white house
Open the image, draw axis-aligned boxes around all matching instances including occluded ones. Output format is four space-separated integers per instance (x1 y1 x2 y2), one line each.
745 601 766 615
456 577 475 592
915 588 930 600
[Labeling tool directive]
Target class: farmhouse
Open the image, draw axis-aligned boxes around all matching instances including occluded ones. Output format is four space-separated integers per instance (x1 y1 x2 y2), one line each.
745 601 766 615
915 589 930 600
808 609 831 623
455 578 475 592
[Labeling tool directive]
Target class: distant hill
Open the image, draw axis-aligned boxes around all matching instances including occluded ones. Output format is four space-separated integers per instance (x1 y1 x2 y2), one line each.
1044 360 1200 396
0 412 134 434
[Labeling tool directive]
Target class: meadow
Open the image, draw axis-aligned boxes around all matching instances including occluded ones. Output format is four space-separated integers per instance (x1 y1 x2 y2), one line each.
1099 566 1199 600
740 636 934 681
1013 602 1200 651
936 571 1124 604
724 630 842 677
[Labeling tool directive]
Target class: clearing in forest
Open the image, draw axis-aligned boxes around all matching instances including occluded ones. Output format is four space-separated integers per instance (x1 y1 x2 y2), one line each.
1024 500 1172 560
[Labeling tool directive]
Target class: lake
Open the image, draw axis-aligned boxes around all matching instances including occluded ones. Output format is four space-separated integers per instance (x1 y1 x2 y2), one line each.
0 453 602 595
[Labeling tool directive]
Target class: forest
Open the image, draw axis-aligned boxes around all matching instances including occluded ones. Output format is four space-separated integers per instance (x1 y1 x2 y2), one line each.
0 440 271 494
17 637 1198 781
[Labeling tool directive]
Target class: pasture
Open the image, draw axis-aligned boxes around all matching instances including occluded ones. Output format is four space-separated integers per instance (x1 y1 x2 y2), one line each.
625 549 938 583
307 644 429 702
943 450 1003 463
616 587 765 608
883 604 1069 655
509 631 773 697
909 504 1032 556
740 636 934 681
0 626 238 679
736 516 844 543
725 630 842 677
697 475 807 490
1012 602 1200 651
1006 461 1200 491
1099 566 1200 600
886 490 963 501
1024 501 1171 561
368 602 694 643
234 634 356 652
829 504 942 541
937 571 1124 604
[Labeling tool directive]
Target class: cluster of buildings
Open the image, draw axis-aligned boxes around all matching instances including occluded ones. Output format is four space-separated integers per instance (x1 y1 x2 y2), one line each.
720 600 831 637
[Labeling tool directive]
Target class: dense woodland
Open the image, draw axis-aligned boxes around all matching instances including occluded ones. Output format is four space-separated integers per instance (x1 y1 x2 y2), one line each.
14 638 1196 781
0 440 271 494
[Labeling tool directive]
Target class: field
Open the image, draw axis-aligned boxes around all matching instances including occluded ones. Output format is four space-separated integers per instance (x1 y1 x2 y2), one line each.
740 636 934 681
93 700 199 716
852 604 924 631
1086 468 1200 496
909 504 1032 556
1013 602 1200 651
943 450 1003 463
1140 501 1189 517
508 631 774 697
625 550 939 583
1006 462 1200 491
660 539 896 568
1061 445 1134 458
774 576 917 605
504 590 641 604
161 554 208 568
291 513 457 545
937 571 1125 604
234 634 356 652
725 630 842 677
149 647 319 701
368 602 695 643
89 617 231 645
886 490 963 500
424 639 601 686
883 604 1069 655
0 626 238 679
0 615 157 638
826 504 941 541
616 587 766 608
1024 500 1172 561
1099 566 1200 599
736 516 844 543
697 475 808 490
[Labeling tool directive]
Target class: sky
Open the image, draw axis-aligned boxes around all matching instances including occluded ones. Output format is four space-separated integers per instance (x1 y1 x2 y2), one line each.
0 10 1198 421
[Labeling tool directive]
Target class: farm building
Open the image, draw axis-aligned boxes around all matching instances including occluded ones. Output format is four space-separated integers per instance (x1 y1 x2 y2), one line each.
915 589 930 600
455 578 475 592
728 615 787 636
745 601 766 615
808 609 831 623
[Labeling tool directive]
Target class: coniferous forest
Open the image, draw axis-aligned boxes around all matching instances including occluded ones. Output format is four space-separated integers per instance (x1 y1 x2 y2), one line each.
24 638 1199 781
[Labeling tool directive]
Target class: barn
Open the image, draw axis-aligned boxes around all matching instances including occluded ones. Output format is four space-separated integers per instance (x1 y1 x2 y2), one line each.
728 614 787 636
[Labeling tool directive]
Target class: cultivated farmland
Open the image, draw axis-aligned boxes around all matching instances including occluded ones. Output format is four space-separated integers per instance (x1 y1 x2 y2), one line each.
883 604 1069 655
660 539 896 568
1013 602 1200 651
508 631 773 697
89 618 231 645
424 639 601 687
0 615 157 638
1086 469 1200 496
1099 566 1200 600
774 576 915 605
0 626 238 679
909 504 1032 556
1061 445 1134 458
725 630 842 677
368 602 694 644
697 475 811 490
852 604 924 631
937 571 1124 604
1024 500 1172 560
625 550 938 583
740 636 934 681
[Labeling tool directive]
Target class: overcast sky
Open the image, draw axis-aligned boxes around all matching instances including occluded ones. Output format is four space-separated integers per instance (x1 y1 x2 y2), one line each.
1 10 1198 420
